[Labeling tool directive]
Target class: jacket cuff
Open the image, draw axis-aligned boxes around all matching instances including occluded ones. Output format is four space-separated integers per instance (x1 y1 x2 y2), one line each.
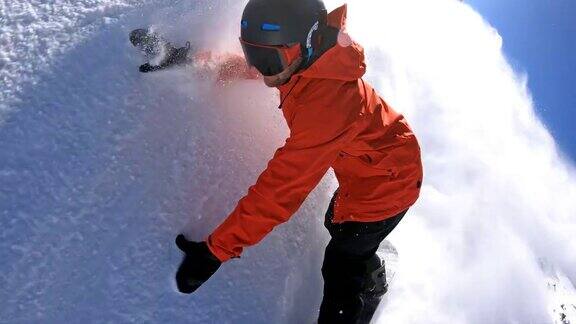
206 235 235 262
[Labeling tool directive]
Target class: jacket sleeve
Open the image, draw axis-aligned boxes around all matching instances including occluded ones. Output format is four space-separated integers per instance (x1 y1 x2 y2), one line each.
207 83 363 261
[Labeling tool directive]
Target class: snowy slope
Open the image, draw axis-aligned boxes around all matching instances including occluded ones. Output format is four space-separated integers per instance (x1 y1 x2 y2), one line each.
1 1 330 322
0 0 155 116
1 0 575 323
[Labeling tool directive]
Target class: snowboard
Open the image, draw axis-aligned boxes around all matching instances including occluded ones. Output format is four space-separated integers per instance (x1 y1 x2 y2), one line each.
358 240 398 324
129 28 193 73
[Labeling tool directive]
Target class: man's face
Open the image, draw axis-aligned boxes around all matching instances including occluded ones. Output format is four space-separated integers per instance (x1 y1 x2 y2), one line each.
263 56 303 88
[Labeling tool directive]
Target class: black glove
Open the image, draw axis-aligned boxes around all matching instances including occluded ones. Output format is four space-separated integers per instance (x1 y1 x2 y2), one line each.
139 63 157 73
175 234 221 294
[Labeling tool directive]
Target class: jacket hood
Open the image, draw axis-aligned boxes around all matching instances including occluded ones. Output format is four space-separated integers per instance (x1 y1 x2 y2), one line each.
296 4 366 81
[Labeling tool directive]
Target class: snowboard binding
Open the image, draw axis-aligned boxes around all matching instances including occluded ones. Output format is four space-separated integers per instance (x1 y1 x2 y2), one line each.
129 28 193 73
358 254 388 323
362 255 388 298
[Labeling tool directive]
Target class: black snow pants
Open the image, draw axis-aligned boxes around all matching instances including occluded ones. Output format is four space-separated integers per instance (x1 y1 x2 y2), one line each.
318 191 407 324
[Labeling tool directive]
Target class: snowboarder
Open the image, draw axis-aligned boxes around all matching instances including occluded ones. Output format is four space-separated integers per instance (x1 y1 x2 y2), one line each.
129 28 192 73
174 1 423 323
129 28 261 81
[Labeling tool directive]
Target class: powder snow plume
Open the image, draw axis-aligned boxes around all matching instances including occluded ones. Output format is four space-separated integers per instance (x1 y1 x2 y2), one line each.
336 0 576 323
1 0 575 323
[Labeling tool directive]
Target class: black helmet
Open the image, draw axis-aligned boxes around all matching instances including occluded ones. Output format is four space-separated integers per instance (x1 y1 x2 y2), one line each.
241 0 326 47
240 0 336 76
129 28 150 47
129 28 164 57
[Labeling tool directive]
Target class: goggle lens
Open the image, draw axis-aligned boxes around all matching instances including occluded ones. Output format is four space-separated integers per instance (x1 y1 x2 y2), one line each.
239 39 300 76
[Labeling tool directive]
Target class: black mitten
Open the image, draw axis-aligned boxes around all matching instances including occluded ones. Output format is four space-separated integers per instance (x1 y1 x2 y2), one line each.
175 234 221 294
139 63 156 73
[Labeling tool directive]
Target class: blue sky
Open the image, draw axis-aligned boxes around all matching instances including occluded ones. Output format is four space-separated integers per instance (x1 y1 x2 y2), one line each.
466 0 576 163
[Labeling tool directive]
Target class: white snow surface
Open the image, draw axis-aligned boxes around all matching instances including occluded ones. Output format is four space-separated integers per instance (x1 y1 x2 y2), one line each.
1 0 575 323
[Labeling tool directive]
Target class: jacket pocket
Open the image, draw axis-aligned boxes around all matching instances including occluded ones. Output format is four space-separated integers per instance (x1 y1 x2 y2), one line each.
337 150 397 179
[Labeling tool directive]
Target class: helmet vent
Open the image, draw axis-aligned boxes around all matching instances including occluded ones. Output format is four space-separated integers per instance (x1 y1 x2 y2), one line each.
261 23 281 31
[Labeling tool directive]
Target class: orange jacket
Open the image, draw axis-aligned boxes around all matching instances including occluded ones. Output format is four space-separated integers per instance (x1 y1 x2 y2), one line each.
207 5 423 262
